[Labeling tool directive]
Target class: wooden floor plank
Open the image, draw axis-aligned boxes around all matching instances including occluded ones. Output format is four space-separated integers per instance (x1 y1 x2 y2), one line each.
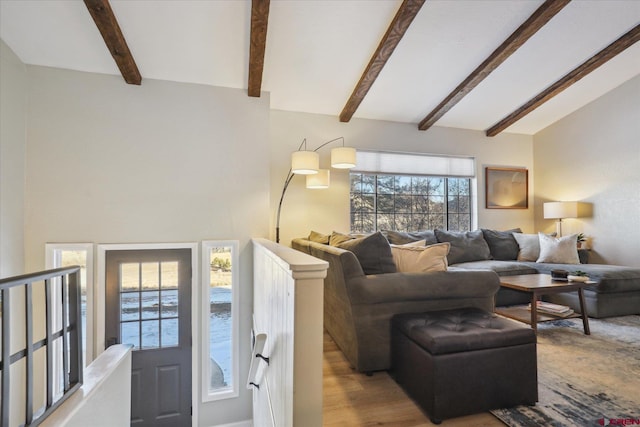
323 331 506 426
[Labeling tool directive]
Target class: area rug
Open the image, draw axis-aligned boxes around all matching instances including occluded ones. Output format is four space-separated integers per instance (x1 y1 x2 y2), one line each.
491 315 640 427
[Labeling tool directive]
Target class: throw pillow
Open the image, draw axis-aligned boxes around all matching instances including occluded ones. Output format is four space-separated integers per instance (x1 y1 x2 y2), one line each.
512 233 540 261
329 231 354 246
434 229 492 265
390 242 450 273
383 230 438 245
308 230 330 244
481 228 522 260
537 233 580 264
336 231 397 275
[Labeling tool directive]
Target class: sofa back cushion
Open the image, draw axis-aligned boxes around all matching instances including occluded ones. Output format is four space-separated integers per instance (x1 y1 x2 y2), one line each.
390 242 450 273
481 228 522 260
434 229 491 265
308 230 330 244
336 231 397 275
329 231 355 246
383 230 438 245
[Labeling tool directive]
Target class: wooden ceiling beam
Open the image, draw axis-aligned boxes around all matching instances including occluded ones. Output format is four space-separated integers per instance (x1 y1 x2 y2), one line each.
84 0 141 85
339 0 425 123
418 0 570 131
248 0 270 97
486 23 640 137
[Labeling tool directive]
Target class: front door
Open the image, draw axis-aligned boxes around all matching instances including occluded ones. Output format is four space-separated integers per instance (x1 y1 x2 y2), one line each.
105 249 192 426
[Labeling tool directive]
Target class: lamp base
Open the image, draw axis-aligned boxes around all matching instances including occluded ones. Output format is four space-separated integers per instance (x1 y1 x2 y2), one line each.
555 219 563 237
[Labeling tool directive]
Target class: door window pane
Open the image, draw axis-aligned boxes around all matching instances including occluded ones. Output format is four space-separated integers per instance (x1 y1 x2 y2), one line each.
161 319 179 347
121 292 140 321
121 264 140 291
141 262 159 290
141 320 159 349
141 291 160 320
121 321 140 349
119 261 180 350
161 289 178 318
161 262 178 289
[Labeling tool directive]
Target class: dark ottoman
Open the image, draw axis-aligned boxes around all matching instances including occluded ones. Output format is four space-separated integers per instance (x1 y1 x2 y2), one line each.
391 307 537 424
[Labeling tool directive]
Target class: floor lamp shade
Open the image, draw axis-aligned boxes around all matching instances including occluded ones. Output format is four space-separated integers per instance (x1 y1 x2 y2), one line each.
291 151 319 174
306 169 330 189
331 147 356 169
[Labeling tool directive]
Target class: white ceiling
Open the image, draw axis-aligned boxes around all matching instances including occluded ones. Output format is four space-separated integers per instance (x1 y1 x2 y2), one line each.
1 0 639 135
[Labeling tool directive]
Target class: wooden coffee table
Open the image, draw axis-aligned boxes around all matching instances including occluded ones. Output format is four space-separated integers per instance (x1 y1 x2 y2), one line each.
496 274 592 335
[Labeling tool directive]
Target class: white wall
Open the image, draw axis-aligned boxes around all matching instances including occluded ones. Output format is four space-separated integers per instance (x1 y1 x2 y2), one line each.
0 39 26 276
24 65 271 426
270 110 535 246
533 75 640 267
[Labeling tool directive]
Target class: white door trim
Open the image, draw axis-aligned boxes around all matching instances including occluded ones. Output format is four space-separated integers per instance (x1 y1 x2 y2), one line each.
96 242 199 427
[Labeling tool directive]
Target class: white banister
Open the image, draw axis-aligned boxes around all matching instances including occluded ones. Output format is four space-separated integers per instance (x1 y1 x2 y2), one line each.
251 238 328 427
39 344 132 427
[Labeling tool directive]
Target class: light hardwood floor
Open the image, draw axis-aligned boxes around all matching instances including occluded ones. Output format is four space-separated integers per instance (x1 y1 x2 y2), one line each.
323 332 506 427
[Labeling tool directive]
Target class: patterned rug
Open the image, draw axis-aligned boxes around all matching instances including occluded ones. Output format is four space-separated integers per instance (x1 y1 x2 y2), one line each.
491 315 640 427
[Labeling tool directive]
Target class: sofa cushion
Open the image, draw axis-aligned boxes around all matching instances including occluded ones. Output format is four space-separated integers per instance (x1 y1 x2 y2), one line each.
449 260 538 276
537 233 580 264
329 231 355 246
519 262 640 294
308 230 330 244
434 229 491 265
383 230 438 245
390 242 450 273
336 231 397 275
481 228 522 260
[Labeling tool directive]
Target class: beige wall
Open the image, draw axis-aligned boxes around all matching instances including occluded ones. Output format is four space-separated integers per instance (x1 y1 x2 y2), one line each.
0 39 26 276
24 65 271 426
533 75 640 267
270 110 535 246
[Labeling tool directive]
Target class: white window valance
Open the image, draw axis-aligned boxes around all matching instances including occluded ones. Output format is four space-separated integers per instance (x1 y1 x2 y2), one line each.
354 150 476 178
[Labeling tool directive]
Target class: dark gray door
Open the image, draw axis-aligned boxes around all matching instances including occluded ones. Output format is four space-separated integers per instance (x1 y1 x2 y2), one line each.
105 249 191 426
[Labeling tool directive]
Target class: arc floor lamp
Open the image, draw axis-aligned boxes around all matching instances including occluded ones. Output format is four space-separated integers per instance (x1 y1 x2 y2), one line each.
276 137 356 243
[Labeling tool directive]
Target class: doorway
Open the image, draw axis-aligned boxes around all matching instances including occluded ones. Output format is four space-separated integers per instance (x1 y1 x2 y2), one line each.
105 248 192 426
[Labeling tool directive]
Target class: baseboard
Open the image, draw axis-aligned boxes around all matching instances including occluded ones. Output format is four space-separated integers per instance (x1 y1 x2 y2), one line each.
211 420 252 427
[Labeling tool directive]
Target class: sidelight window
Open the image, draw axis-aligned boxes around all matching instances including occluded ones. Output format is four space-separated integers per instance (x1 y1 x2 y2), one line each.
45 243 94 367
201 240 239 401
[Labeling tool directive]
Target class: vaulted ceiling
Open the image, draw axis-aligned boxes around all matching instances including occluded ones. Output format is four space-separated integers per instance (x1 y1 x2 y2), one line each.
1 0 639 136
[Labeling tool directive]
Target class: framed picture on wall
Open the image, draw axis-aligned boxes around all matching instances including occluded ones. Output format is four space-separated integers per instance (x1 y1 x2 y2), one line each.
485 167 528 209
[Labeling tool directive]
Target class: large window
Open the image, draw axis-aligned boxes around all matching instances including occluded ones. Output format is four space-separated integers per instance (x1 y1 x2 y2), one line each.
350 174 471 233
350 151 475 234
201 240 239 401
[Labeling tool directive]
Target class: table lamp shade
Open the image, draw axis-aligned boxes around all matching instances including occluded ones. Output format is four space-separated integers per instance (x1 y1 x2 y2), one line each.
543 202 580 219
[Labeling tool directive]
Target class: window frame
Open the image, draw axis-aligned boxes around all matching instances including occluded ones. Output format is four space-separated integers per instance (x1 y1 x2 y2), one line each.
45 243 95 366
200 240 239 402
349 172 473 233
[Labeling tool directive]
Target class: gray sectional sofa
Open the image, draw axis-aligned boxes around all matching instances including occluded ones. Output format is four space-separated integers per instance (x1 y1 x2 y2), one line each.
292 228 640 372
292 237 500 373
381 228 640 318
